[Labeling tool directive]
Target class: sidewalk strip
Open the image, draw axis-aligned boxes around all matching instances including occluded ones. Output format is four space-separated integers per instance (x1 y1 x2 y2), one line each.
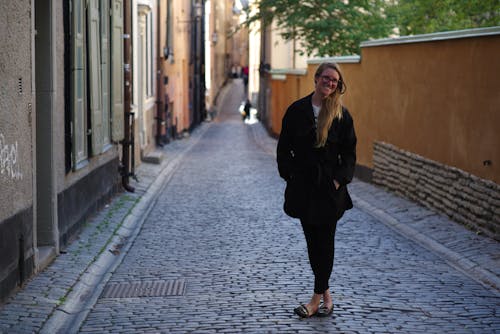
352 194 500 294
40 123 212 334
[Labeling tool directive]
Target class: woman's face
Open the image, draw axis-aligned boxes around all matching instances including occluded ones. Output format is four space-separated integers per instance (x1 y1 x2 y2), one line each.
315 68 340 98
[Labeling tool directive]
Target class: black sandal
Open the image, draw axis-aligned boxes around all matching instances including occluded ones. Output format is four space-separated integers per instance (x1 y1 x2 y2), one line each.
294 304 316 318
316 303 333 317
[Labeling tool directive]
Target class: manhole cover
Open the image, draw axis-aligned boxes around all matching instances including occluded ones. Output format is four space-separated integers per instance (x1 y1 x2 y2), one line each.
101 279 185 298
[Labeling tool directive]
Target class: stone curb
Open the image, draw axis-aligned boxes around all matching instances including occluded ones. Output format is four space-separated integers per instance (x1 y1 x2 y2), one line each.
40 122 212 334
352 194 500 294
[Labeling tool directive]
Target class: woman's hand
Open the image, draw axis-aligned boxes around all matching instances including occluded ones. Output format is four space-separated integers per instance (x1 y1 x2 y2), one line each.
333 179 340 190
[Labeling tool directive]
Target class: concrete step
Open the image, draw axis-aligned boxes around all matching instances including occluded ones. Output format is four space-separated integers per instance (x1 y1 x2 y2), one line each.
141 151 164 165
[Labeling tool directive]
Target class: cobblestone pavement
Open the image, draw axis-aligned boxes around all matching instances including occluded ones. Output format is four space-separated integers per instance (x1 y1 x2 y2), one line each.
78 80 499 333
0 105 214 333
1 79 499 333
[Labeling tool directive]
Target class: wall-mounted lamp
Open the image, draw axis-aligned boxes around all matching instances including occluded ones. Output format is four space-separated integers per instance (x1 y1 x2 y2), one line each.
259 62 271 74
194 3 203 19
163 46 174 63
212 32 218 44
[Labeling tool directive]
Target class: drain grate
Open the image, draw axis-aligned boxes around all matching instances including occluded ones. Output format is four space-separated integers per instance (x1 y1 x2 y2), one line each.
101 279 186 298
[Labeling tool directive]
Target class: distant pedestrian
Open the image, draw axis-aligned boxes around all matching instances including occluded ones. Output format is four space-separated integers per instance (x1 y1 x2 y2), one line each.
243 99 251 121
231 65 237 78
277 62 357 318
242 65 249 87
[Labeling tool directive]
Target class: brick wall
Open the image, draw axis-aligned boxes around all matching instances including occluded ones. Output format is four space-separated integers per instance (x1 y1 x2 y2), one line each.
373 142 500 241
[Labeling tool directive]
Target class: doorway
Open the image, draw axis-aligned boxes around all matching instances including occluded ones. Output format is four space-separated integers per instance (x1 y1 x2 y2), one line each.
34 0 58 268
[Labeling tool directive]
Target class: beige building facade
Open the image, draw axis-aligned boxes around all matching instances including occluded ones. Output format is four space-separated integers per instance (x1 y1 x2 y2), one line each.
204 0 240 115
0 0 244 303
0 0 125 302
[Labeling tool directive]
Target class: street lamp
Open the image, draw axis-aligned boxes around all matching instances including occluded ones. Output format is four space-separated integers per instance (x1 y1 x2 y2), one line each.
194 3 202 19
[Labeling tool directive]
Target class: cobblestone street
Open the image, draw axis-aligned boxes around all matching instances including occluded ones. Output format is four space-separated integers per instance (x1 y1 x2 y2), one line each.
1 80 499 333
78 81 498 333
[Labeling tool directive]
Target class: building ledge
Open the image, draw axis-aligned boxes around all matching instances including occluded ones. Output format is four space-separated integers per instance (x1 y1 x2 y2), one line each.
360 26 500 48
308 55 361 64
268 68 307 76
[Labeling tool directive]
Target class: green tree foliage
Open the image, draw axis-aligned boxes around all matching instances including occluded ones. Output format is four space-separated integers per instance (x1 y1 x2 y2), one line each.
388 0 500 35
244 0 500 57
243 0 393 57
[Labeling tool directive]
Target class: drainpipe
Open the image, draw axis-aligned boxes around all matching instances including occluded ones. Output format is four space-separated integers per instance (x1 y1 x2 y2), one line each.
122 0 135 192
200 0 206 121
191 0 204 128
190 0 196 129
18 234 25 286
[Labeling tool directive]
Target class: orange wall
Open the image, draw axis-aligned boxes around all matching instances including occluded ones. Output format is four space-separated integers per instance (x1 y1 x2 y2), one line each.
270 77 297 134
161 0 191 133
270 33 500 183
270 72 314 135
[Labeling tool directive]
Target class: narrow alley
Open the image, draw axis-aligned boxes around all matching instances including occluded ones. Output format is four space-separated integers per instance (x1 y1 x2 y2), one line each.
47 80 500 333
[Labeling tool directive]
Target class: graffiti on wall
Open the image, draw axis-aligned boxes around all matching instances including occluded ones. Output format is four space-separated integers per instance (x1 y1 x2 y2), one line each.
0 133 23 180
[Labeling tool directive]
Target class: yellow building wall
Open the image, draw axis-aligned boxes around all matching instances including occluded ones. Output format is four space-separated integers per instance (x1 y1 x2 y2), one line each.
162 0 191 133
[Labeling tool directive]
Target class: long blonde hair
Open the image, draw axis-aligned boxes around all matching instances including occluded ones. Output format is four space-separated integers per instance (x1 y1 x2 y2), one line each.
315 63 346 147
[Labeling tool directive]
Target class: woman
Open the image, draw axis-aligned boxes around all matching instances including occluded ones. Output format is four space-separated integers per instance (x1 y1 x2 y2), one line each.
277 62 356 318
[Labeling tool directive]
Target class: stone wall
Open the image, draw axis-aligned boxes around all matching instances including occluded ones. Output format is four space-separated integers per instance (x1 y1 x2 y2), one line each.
373 142 500 241
0 0 33 223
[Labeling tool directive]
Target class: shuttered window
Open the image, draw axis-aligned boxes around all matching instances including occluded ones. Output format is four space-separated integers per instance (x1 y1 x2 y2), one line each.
88 0 103 155
111 0 124 141
100 0 111 148
71 0 88 167
70 0 122 170
70 0 124 169
146 12 153 97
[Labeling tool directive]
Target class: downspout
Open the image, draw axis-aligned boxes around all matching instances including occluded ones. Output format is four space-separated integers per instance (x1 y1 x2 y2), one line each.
190 0 199 129
193 0 198 127
122 0 135 192
193 0 204 126
200 0 206 121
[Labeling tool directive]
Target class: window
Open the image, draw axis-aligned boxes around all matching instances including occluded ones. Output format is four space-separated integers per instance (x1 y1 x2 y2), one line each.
101 0 111 148
69 0 123 170
88 0 103 156
166 0 174 62
146 11 153 97
111 0 124 142
71 0 88 168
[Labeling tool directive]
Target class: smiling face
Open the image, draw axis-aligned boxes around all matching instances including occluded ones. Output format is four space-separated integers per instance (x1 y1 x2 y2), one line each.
314 67 340 99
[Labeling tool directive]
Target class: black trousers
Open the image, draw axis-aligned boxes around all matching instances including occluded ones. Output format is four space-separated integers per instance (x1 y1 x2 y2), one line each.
300 219 338 294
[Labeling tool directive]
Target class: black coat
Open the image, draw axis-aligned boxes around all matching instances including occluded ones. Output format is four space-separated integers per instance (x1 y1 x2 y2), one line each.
277 93 357 223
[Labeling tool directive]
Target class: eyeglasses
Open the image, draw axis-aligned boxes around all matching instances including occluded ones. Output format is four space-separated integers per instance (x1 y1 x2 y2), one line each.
320 75 340 85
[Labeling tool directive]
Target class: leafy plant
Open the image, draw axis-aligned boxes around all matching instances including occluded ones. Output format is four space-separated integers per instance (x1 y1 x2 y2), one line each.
387 0 500 36
243 0 394 56
243 0 499 57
